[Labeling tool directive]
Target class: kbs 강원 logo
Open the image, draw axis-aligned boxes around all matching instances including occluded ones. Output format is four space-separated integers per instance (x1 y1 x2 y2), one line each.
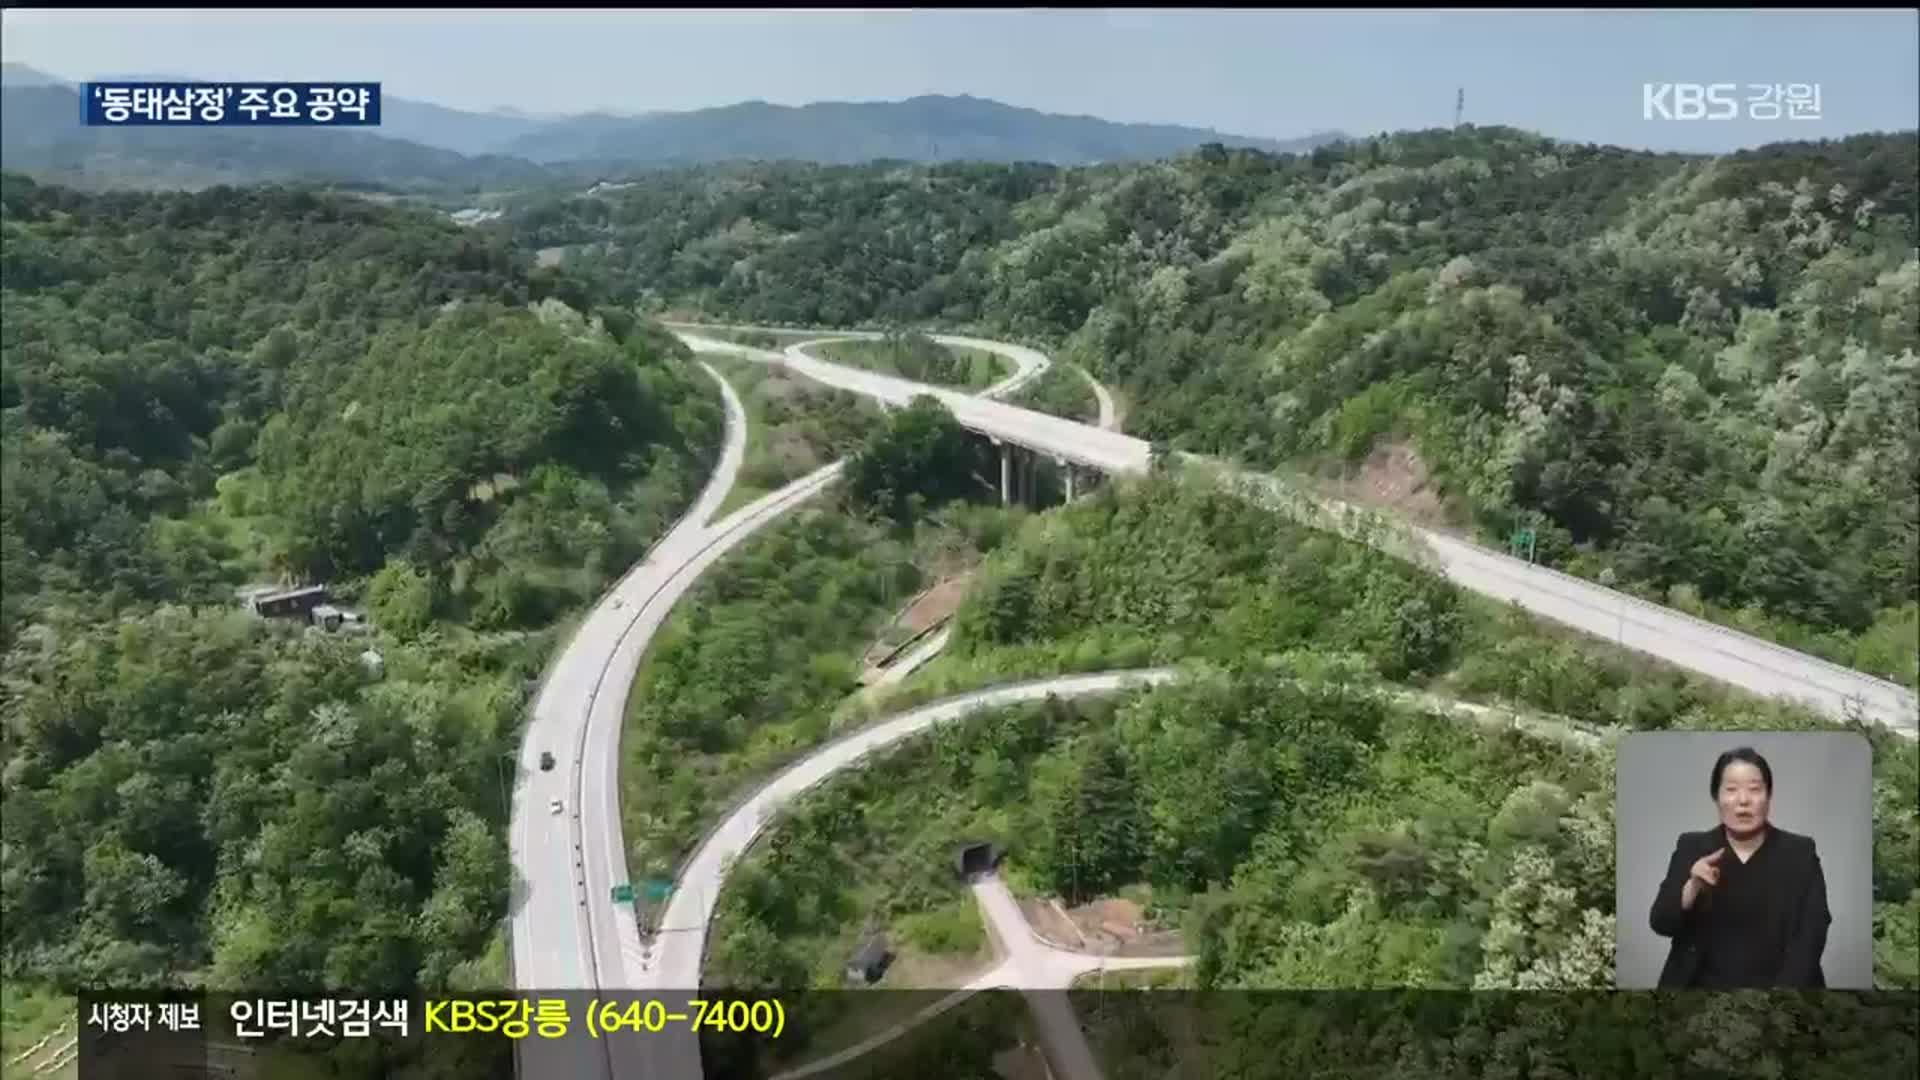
1643 83 1822 121
1643 83 1738 120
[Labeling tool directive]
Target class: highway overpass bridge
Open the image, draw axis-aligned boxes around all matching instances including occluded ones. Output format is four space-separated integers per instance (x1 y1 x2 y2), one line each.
673 326 1919 738
672 329 1149 502
511 323 1916 1080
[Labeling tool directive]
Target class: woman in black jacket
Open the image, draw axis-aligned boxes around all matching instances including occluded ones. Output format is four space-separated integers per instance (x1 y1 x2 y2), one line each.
1649 747 1831 988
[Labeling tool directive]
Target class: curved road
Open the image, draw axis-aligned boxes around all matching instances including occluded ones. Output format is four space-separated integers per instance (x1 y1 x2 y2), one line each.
678 329 1048 402
512 337 1049 984
514 320 1910 1078
629 672 1178 1080
1075 362 1119 431
634 660 1605 1080
509 359 748 1080
643 671 1178 988
675 330 1144 477
510 360 747 990
568 334 1042 999
677 327 1919 738
508 334 1065 1079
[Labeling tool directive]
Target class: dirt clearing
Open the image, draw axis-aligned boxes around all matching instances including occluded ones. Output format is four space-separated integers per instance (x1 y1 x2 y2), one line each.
1314 439 1461 532
1021 893 1186 958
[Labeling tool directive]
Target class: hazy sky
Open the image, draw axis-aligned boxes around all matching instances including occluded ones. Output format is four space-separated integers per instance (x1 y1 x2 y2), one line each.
4 9 1916 152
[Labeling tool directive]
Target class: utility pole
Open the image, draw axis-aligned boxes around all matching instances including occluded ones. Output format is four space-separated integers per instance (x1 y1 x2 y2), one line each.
1454 87 1464 129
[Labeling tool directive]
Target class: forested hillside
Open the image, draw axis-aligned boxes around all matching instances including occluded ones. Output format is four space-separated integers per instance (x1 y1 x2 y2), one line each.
507 160 1061 321
506 128 1920 681
707 475 1920 1013
0 173 721 993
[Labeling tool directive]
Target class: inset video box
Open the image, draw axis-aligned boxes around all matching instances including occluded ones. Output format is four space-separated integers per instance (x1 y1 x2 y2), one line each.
83 82 382 126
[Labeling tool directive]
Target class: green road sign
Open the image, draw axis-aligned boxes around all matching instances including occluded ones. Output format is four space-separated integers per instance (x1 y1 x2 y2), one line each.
610 883 634 904
1510 527 1537 562
643 879 673 903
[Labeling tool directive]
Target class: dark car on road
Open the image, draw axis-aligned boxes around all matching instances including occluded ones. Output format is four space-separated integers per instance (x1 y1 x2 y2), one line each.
539 751 555 771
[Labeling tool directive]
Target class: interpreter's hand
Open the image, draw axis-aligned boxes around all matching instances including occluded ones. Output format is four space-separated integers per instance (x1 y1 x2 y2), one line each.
1689 847 1726 889
1680 847 1726 911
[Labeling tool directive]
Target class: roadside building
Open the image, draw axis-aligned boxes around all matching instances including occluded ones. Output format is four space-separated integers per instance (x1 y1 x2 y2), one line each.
239 585 372 636
245 585 329 621
311 604 346 632
308 603 372 634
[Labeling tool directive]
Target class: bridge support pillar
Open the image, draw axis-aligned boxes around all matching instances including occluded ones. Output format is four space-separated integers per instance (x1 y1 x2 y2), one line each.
1059 457 1075 503
1000 443 1012 506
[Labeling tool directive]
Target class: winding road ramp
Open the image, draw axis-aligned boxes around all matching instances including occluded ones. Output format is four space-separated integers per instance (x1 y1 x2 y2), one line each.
673 326 1918 739
508 337 1060 1080
512 320 1915 1080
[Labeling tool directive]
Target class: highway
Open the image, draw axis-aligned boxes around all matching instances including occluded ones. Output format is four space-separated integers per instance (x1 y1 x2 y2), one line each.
675 331 1145 476
675 326 1920 738
508 360 748 1078
507 360 747 986
514 321 1914 1080
511 338 1045 985
659 322 1050 398
508 336 1062 1080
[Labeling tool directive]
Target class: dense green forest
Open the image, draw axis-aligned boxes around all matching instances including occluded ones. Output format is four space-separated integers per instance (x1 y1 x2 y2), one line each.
703 692 1133 994
0 174 721 999
506 159 1060 322
619 497 1017 887
957 476 1917 989
503 129 1920 680
706 694 1115 1063
814 332 1010 390
843 396 999 524
1008 360 1102 423
707 475 1919 1016
705 354 881 514
3 116 1915 1078
620 396 1016 886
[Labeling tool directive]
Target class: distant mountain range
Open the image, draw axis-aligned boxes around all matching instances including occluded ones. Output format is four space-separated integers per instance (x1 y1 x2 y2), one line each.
0 62 66 88
0 63 1345 191
491 94 1339 167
